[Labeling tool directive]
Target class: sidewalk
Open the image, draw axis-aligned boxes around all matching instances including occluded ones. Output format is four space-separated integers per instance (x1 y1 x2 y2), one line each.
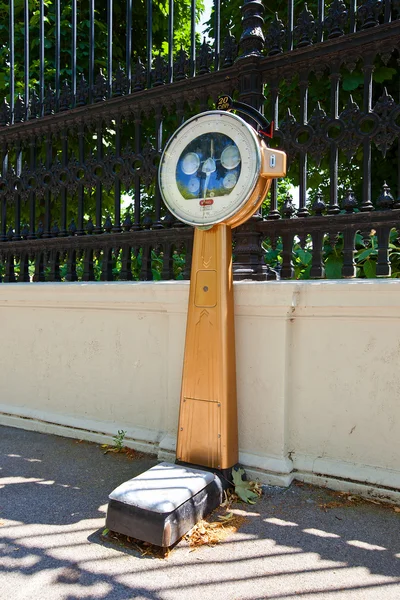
1 424 399 600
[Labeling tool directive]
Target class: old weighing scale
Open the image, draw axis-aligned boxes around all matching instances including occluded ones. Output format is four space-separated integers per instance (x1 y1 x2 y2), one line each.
106 97 286 547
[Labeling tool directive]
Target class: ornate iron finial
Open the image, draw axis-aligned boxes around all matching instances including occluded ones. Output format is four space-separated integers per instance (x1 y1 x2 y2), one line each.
21 223 29 239
221 31 238 68
36 221 44 238
29 89 40 119
377 181 394 210
294 4 316 48
238 0 265 59
104 214 113 233
342 187 358 212
86 217 94 234
266 13 286 56
312 192 326 215
142 211 153 230
357 0 383 29
51 221 60 236
44 84 56 115
0 97 11 126
174 47 189 81
283 192 297 218
69 219 77 235
76 73 89 106
14 94 26 122
132 57 147 91
6 226 14 240
324 0 348 39
93 69 108 102
113 63 129 96
123 212 133 231
198 38 213 75
59 79 72 111
163 211 175 228
153 54 168 87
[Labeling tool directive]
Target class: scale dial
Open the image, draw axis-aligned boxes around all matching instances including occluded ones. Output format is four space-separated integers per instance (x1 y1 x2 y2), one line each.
159 111 261 227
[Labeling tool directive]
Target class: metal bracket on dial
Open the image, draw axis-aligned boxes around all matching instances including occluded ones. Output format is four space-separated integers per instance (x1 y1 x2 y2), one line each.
216 95 274 141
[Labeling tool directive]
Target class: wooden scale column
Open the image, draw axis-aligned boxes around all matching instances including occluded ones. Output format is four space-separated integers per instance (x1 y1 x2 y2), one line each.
159 99 286 475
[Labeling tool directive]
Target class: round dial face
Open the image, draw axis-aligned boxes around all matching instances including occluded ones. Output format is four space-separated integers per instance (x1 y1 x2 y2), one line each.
159 111 261 227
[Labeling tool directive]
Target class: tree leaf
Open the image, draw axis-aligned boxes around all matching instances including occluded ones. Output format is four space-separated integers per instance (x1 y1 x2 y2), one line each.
324 254 343 279
363 259 377 279
342 72 364 91
231 468 259 504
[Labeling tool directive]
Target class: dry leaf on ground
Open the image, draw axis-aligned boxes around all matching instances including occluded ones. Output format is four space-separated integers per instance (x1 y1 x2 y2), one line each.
185 512 247 549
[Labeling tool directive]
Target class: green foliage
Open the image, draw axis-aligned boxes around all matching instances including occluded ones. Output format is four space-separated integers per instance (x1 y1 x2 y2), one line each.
263 229 400 280
0 0 204 98
112 429 126 451
232 467 259 504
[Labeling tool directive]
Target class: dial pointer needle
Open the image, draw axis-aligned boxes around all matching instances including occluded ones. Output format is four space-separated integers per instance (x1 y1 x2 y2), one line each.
202 139 216 198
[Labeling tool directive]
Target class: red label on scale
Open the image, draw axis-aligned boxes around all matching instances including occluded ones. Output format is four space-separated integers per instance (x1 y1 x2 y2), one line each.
199 199 214 206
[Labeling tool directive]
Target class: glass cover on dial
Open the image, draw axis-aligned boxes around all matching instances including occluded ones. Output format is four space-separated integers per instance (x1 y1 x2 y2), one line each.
181 152 200 175
159 111 261 227
220 145 241 170
176 133 241 201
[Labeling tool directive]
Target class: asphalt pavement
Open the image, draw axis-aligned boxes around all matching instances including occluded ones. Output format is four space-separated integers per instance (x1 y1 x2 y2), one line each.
1 424 399 600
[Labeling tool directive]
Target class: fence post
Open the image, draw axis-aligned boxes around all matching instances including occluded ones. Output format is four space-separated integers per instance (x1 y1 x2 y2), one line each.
233 0 270 281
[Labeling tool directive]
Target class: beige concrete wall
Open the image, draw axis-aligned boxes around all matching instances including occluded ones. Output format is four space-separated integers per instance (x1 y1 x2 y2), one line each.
1 280 399 501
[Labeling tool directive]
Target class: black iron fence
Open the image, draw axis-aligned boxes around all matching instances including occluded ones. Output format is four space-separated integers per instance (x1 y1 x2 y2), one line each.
0 0 399 282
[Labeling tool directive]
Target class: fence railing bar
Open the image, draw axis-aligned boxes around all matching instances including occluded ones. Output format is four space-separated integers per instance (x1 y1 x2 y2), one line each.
55 0 60 110
24 0 29 120
28 139 36 239
61 130 68 236
154 108 163 227
317 0 325 42
384 0 392 23
328 63 340 214
298 71 309 217
15 140 22 238
95 124 103 233
398 86 400 207
214 0 221 71
126 0 133 93
349 0 357 33
147 0 153 88
107 0 113 98
287 0 294 51
190 0 196 77
168 0 174 82
44 133 52 237
9 0 14 122
89 0 95 103
134 117 141 229
361 55 374 211
39 0 45 117
72 0 77 106
77 127 85 235
114 117 122 232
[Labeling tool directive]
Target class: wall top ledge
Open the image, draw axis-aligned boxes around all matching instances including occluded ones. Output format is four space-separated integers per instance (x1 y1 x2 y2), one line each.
0 279 399 313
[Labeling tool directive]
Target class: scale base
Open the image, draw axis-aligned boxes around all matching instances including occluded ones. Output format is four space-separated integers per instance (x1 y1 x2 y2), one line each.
105 462 224 547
